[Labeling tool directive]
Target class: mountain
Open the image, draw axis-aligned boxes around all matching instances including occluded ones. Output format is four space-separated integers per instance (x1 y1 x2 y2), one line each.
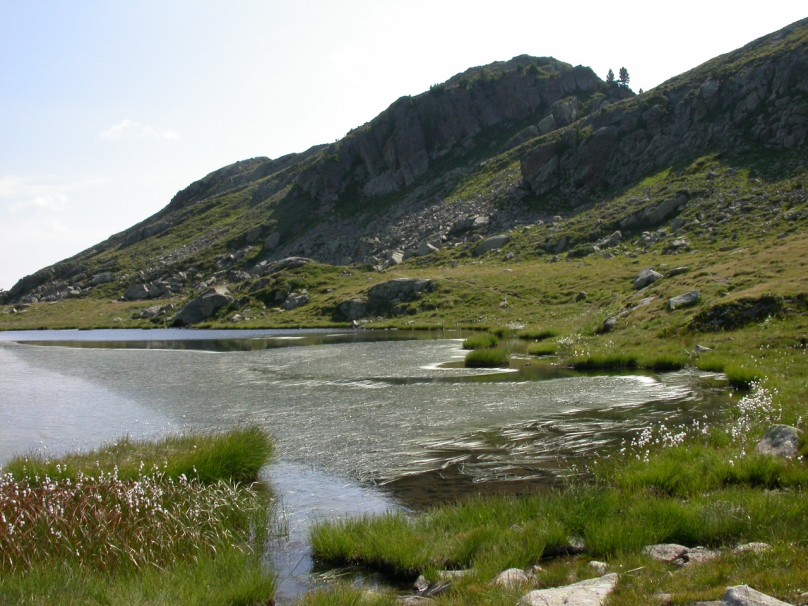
3 18 807 329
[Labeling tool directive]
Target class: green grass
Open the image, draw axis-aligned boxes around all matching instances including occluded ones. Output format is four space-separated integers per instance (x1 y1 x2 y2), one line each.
464 348 510 368
311 485 808 575
724 365 763 390
4 425 273 485
461 332 500 350
517 328 556 341
571 353 639 370
639 354 688 371
526 342 557 356
0 428 276 605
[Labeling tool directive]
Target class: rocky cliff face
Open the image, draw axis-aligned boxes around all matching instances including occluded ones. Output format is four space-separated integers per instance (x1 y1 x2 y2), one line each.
295 56 631 209
521 18 808 201
4 19 808 308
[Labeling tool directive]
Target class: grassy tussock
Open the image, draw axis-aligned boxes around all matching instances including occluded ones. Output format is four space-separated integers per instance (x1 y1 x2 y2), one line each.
461 333 499 350
639 354 688 371
4 425 272 485
517 328 556 341
571 353 638 370
464 348 510 368
526 342 557 356
0 428 275 604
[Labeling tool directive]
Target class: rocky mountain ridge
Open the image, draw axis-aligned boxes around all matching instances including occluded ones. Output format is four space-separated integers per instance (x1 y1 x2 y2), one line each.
3 17 808 320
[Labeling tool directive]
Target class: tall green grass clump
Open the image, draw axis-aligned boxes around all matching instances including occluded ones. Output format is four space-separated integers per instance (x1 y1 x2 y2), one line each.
464 348 510 368
462 332 499 350
724 365 762 390
517 328 556 341
640 354 688 372
527 342 557 356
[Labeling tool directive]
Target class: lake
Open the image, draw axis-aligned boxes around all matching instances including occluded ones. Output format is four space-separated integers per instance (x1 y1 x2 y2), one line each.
0 328 728 600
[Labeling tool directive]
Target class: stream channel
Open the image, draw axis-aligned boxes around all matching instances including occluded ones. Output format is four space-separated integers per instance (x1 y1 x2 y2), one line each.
0 328 729 602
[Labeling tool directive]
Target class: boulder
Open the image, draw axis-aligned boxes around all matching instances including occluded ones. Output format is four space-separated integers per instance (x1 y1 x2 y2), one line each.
643 544 689 564
173 290 233 326
264 231 281 252
634 268 663 290
337 299 368 321
282 291 310 311
595 230 622 250
227 270 252 283
417 241 440 257
521 573 618 606
733 542 771 555
684 546 720 565
387 250 405 266
474 234 510 256
260 257 313 276
90 272 115 286
643 192 689 225
368 279 435 307
494 568 530 588
450 215 490 235
125 283 152 301
668 291 701 310
664 238 691 254
723 585 794 606
755 425 802 459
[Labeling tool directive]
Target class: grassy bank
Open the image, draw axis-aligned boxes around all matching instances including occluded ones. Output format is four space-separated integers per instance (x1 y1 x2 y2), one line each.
0 427 276 605
306 376 808 604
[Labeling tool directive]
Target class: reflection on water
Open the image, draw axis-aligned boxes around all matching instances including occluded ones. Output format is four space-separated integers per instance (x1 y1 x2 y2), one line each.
0 329 729 601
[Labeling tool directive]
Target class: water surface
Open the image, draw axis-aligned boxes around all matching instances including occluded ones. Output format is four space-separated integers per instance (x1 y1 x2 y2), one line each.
0 328 727 601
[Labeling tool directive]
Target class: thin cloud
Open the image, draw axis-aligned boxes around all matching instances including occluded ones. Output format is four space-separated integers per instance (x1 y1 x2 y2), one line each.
0 175 103 216
100 119 180 142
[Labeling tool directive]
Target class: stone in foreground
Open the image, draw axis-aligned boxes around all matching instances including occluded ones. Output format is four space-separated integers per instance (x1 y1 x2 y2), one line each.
643 543 689 563
723 584 794 606
521 573 618 606
756 425 803 459
495 568 530 588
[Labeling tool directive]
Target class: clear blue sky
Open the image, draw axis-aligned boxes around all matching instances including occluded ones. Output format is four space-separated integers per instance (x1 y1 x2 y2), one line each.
1 1 805 290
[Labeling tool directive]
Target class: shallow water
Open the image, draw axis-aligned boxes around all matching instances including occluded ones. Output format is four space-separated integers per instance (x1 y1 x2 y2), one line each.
0 328 728 601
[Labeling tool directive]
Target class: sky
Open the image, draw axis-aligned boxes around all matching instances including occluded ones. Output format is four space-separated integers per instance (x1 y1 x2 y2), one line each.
1 2 805 291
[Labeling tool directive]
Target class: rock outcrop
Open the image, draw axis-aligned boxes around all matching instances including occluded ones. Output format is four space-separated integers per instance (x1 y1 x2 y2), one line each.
521 19 808 202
